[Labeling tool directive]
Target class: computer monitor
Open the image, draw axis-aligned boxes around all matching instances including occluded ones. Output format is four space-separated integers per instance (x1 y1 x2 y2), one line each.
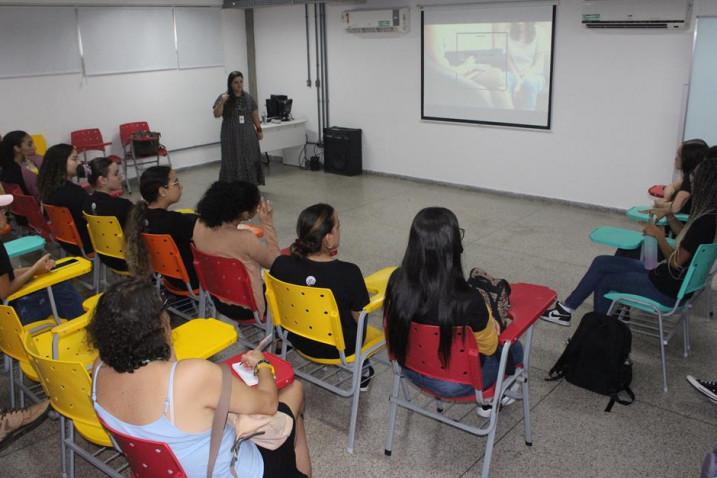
266 95 292 121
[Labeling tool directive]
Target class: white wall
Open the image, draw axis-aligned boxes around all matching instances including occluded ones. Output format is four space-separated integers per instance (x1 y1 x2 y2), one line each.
0 7 247 173
251 0 705 209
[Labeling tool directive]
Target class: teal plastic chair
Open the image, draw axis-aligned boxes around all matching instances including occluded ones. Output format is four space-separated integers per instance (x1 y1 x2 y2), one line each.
4 235 46 259
626 206 688 225
589 227 644 250
605 243 717 392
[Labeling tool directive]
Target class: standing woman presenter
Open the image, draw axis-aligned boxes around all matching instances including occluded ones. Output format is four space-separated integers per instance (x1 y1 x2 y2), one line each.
213 71 265 185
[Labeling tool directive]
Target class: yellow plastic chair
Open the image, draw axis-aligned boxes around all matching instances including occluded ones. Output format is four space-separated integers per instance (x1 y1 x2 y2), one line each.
5 256 92 323
83 212 131 287
264 265 396 453
0 305 57 407
31 134 47 156
23 332 124 478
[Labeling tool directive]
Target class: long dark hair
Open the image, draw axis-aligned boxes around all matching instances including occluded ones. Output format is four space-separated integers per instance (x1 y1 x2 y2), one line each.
290 203 335 257
125 166 172 278
680 138 708 178
223 71 244 119
0 130 28 169
87 157 113 187
37 143 74 202
384 207 472 367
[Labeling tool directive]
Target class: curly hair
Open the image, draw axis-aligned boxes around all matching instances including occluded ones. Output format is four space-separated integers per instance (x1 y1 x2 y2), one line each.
124 166 172 278
290 203 335 257
87 279 171 373
196 180 260 228
37 143 74 202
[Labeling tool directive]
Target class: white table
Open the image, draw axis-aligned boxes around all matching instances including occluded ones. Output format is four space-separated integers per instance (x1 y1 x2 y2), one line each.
260 118 307 167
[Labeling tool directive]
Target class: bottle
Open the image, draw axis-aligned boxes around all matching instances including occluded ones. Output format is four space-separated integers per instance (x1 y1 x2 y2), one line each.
642 214 658 270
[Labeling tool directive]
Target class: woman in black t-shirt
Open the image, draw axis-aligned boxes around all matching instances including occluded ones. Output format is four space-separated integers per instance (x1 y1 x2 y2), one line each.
542 154 717 327
37 144 93 256
124 166 199 291
270 203 370 361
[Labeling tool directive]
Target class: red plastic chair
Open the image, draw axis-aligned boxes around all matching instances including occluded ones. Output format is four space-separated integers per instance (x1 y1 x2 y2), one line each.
70 128 121 162
141 233 200 320
10 193 52 240
191 244 272 347
98 417 188 478
384 283 556 478
44 204 99 291
119 122 171 193
1 182 23 196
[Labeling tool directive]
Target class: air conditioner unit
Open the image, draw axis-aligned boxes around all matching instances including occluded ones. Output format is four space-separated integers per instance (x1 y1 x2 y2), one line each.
342 8 409 33
582 0 692 30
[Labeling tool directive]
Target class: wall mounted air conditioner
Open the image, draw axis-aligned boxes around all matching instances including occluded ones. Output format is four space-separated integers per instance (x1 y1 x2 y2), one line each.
582 0 692 30
342 8 409 33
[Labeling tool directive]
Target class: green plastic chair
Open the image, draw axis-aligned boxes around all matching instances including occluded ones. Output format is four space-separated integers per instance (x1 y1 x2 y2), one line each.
589 227 643 250
605 243 717 392
625 206 688 225
4 235 46 258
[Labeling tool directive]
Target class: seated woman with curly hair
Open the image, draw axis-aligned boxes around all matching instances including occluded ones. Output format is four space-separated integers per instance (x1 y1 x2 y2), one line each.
88 279 312 478
193 180 280 320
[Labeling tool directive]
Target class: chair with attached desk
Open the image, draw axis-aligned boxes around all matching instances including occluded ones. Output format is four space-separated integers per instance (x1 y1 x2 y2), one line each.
10 192 53 241
605 243 717 392
83 212 132 289
119 122 171 193
264 266 396 453
191 244 271 348
4 235 46 259
383 283 556 478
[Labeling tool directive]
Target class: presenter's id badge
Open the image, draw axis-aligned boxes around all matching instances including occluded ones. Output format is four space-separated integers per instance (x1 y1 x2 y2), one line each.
239 115 245 124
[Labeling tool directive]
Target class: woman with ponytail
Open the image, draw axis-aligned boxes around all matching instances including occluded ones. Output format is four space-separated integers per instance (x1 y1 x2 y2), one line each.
542 151 717 327
124 166 199 289
269 204 372 371
193 180 279 319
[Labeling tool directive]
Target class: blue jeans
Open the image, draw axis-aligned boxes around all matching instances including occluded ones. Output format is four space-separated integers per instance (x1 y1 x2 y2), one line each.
11 281 84 325
564 255 675 314
403 342 524 398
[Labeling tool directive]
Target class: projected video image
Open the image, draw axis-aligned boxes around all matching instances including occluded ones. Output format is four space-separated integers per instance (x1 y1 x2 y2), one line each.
422 7 555 129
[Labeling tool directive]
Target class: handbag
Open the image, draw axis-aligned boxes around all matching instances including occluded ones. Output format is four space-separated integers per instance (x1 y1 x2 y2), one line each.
130 130 161 157
207 364 293 478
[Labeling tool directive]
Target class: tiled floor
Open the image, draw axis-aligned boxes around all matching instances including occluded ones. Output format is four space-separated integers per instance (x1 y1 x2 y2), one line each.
2 162 715 477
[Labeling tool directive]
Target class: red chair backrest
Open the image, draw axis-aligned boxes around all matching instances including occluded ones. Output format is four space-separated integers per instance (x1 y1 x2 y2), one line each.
44 204 86 251
1 182 23 196
403 323 484 391
119 122 151 148
97 417 187 478
11 193 52 240
141 233 191 285
70 128 107 154
190 244 258 311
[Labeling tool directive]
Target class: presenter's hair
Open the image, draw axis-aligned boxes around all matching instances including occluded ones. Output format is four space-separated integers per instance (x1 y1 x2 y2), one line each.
290 203 335 257
223 71 245 118
37 143 75 202
196 180 260 228
0 130 29 169
384 207 472 368
87 157 113 187
124 166 172 278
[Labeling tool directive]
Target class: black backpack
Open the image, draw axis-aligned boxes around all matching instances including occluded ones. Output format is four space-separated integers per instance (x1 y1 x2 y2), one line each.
547 312 635 412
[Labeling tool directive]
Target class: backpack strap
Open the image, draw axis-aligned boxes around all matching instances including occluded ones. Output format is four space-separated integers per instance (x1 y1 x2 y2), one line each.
207 364 234 478
604 387 635 412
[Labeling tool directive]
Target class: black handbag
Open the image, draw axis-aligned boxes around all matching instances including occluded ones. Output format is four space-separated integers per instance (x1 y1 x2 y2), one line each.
130 130 161 157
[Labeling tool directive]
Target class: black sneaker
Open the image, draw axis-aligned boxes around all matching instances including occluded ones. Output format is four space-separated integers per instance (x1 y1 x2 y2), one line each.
360 365 375 392
540 302 572 327
687 375 717 402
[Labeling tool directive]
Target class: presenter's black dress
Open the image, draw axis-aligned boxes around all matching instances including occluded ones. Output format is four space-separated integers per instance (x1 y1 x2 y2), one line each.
215 92 264 185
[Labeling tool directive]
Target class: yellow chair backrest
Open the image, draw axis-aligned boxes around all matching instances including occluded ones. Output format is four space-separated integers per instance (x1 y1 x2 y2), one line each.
32 313 98 365
23 331 111 446
83 212 126 260
264 272 347 352
31 134 47 156
0 305 30 362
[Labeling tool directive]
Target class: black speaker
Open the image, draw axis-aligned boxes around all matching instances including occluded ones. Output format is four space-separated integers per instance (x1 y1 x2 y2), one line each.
323 127 362 176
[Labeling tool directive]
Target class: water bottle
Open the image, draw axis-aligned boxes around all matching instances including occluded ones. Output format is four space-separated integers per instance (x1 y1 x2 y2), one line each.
642 214 658 270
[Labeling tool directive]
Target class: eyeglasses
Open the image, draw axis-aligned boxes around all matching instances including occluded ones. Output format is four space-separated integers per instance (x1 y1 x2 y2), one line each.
459 228 465 240
163 178 181 188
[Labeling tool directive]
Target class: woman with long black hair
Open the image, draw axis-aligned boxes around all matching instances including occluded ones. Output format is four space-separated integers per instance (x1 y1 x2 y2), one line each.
384 207 523 411
213 71 264 185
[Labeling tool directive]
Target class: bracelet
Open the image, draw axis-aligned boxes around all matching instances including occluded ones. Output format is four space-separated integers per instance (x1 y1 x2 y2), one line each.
254 360 275 377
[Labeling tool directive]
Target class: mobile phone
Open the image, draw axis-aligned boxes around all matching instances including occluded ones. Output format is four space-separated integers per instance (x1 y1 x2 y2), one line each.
51 258 79 271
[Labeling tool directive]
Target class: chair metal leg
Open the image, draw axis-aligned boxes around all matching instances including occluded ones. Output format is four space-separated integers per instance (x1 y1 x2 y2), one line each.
346 356 365 454
92 256 101 293
60 416 68 478
384 366 402 456
8 360 16 408
657 313 669 392
16 365 25 408
682 312 690 358
68 420 75 478
481 343 511 478
708 287 714 319
521 373 532 446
